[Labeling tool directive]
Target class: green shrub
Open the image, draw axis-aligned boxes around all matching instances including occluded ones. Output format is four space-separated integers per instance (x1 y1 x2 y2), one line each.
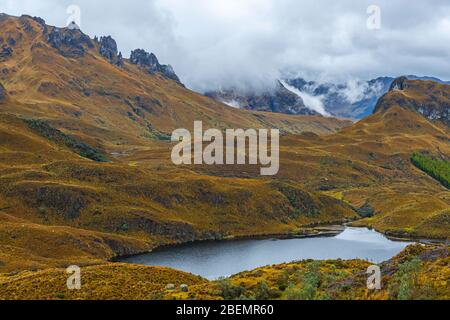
389 257 422 300
217 278 246 300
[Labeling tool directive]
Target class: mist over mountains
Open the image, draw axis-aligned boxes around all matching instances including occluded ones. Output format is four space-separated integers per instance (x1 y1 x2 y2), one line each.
206 75 450 119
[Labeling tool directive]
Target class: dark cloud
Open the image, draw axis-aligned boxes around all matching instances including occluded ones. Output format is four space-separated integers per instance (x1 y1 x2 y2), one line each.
3 0 450 90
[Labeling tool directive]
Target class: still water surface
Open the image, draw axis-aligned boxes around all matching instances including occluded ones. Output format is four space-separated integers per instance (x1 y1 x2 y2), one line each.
120 227 412 280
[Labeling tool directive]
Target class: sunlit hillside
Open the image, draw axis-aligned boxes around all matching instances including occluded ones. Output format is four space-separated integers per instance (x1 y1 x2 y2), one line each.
0 14 448 301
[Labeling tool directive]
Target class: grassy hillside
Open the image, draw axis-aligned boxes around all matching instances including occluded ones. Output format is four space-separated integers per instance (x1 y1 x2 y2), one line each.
0 14 448 299
0 264 206 300
0 112 358 273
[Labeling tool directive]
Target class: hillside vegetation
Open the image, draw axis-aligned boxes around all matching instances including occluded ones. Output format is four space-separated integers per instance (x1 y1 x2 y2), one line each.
1 245 448 300
175 245 449 301
411 153 450 189
0 14 448 299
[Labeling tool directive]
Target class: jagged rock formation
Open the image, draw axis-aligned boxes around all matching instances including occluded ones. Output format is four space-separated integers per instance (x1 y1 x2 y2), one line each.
98 36 123 67
390 76 408 91
31 16 46 26
130 49 181 84
206 81 316 115
46 26 94 57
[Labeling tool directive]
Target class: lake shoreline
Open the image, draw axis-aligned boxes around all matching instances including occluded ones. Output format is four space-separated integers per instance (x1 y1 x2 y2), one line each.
116 227 415 280
112 223 447 264
111 225 347 262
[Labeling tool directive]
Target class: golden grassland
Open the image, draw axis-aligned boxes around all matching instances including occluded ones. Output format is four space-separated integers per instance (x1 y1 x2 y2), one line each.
0 264 206 300
0 15 448 299
0 245 447 300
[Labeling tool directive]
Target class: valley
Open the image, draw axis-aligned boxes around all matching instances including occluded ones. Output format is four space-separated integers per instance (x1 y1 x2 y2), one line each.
0 14 448 300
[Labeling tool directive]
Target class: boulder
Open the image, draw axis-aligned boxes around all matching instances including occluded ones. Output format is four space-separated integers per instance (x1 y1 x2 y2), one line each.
180 284 189 292
165 284 176 291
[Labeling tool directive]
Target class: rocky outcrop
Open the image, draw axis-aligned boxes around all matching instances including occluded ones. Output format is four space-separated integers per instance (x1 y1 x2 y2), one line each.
206 81 316 115
390 76 408 91
31 16 46 26
130 49 181 84
0 45 13 60
46 26 94 58
98 36 123 67
0 82 6 102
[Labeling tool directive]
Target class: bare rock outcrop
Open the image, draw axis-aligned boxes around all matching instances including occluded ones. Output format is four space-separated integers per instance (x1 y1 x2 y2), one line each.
0 82 7 102
99 36 123 67
46 26 94 57
130 49 182 85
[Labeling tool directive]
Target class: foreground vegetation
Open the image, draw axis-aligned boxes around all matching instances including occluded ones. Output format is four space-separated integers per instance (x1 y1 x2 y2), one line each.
0 245 447 300
169 244 449 301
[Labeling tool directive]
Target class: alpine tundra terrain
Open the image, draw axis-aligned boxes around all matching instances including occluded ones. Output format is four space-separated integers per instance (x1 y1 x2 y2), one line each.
0 14 448 300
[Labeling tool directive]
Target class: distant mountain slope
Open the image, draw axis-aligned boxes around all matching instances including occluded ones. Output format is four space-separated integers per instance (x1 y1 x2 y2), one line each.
205 81 318 115
374 77 450 127
286 75 450 120
285 77 394 119
0 14 349 157
206 75 450 120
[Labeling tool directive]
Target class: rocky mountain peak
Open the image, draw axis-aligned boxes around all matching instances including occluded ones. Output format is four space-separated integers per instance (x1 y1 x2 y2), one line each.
46 26 94 58
375 78 449 127
389 76 409 91
98 35 123 67
130 48 182 84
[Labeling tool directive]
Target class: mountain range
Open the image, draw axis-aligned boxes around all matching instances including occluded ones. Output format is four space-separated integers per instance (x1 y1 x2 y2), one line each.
0 14 448 300
206 75 450 120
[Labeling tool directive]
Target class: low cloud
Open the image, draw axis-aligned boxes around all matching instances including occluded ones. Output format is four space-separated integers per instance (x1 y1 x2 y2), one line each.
281 81 329 116
3 0 450 91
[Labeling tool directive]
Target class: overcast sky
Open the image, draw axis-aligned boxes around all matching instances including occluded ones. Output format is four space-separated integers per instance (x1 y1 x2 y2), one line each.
2 0 450 91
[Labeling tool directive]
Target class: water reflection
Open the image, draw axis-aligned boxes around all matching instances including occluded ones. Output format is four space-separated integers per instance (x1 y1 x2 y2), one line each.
120 227 412 280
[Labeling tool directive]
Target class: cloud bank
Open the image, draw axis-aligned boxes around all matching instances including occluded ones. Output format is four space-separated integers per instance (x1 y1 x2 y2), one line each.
3 0 450 91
